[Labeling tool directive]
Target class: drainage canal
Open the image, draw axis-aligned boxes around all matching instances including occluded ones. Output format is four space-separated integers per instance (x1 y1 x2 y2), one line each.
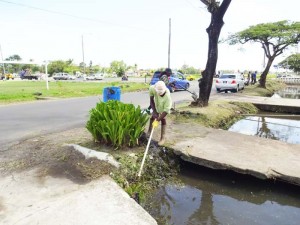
145 110 300 224
144 163 300 225
144 85 300 224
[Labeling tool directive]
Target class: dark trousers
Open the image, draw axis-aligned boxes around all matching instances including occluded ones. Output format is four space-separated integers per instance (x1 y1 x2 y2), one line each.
150 116 166 125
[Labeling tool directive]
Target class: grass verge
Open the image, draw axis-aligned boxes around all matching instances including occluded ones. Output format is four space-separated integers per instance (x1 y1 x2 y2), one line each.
0 81 149 104
171 100 258 129
242 79 286 97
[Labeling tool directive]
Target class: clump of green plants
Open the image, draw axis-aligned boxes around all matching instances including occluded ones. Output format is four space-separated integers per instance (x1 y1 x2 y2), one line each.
86 100 149 148
111 147 180 203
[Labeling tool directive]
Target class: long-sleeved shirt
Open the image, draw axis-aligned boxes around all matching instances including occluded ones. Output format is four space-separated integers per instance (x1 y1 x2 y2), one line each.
149 85 172 114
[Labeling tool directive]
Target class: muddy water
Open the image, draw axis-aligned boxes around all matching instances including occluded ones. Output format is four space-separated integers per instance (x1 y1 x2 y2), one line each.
145 164 300 225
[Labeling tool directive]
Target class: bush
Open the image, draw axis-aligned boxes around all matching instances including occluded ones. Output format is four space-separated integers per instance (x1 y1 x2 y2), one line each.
86 100 149 148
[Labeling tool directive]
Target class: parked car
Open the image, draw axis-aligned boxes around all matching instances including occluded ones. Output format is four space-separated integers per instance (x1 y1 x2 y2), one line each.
67 75 76 80
150 71 190 93
215 74 245 93
85 75 94 80
186 75 196 81
53 72 72 80
85 73 105 81
94 73 104 80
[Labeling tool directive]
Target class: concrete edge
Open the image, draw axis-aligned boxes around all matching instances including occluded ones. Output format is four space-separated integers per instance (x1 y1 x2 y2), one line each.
66 144 120 168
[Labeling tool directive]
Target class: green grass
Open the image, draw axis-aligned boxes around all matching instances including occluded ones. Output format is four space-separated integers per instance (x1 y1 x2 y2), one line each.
171 100 258 129
242 79 286 97
0 81 149 104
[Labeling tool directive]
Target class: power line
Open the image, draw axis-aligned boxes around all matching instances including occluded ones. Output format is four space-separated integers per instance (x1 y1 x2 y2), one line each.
0 0 160 33
184 0 200 10
184 0 207 13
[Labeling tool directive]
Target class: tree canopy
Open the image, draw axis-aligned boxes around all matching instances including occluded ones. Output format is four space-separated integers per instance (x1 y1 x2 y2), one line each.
48 60 70 75
110 60 127 77
4 54 22 73
227 20 300 87
278 53 300 73
180 64 201 75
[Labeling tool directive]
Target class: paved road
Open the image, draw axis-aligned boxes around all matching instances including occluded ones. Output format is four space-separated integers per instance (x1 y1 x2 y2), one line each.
0 80 205 149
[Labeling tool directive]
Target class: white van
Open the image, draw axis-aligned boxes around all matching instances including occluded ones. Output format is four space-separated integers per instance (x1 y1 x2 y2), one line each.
53 72 73 80
94 73 105 80
85 73 104 81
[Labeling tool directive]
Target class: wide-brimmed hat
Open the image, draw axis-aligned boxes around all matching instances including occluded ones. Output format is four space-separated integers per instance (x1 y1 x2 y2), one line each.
155 81 167 95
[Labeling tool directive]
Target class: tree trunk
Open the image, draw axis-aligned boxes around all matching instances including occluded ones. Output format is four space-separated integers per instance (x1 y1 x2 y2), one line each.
197 21 222 106
194 0 231 107
259 56 275 88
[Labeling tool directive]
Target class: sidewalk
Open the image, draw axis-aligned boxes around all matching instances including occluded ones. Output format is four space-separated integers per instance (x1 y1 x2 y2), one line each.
0 170 157 225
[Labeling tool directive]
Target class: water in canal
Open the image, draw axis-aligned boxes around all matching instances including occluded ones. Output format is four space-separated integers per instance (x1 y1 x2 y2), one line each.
228 114 300 144
145 163 300 225
228 85 300 144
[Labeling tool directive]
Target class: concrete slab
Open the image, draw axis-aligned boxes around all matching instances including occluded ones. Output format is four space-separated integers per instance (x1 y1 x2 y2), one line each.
211 94 300 113
0 170 157 225
212 93 300 106
165 122 300 186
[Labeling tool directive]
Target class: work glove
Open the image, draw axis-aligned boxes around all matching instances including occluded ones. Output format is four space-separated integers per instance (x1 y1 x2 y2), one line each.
152 120 159 128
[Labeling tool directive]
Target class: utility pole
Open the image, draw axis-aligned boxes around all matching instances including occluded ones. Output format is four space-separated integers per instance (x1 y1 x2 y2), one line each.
168 18 171 68
44 61 49 90
82 35 85 73
0 44 6 74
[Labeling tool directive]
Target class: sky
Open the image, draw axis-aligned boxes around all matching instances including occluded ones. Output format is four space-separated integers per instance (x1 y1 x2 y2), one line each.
0 0 299 71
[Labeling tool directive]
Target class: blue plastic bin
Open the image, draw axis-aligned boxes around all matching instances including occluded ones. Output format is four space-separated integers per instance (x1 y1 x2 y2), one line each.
103 87 121 102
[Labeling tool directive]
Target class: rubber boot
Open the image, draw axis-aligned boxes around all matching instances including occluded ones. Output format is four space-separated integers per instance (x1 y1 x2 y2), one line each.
146 119 154 138
158 125 166 146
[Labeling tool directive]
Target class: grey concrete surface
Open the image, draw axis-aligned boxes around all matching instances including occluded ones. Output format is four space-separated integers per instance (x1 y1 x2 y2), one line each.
67 144 120 168
0 170 157 225
164 122 300 186
211 93 300 112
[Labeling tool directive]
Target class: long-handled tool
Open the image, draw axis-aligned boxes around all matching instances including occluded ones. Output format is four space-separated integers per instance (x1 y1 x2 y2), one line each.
176 83 198 101
138 120 159 177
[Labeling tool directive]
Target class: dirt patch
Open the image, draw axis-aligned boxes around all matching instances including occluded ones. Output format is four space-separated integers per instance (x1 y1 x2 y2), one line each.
0 128 114 183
